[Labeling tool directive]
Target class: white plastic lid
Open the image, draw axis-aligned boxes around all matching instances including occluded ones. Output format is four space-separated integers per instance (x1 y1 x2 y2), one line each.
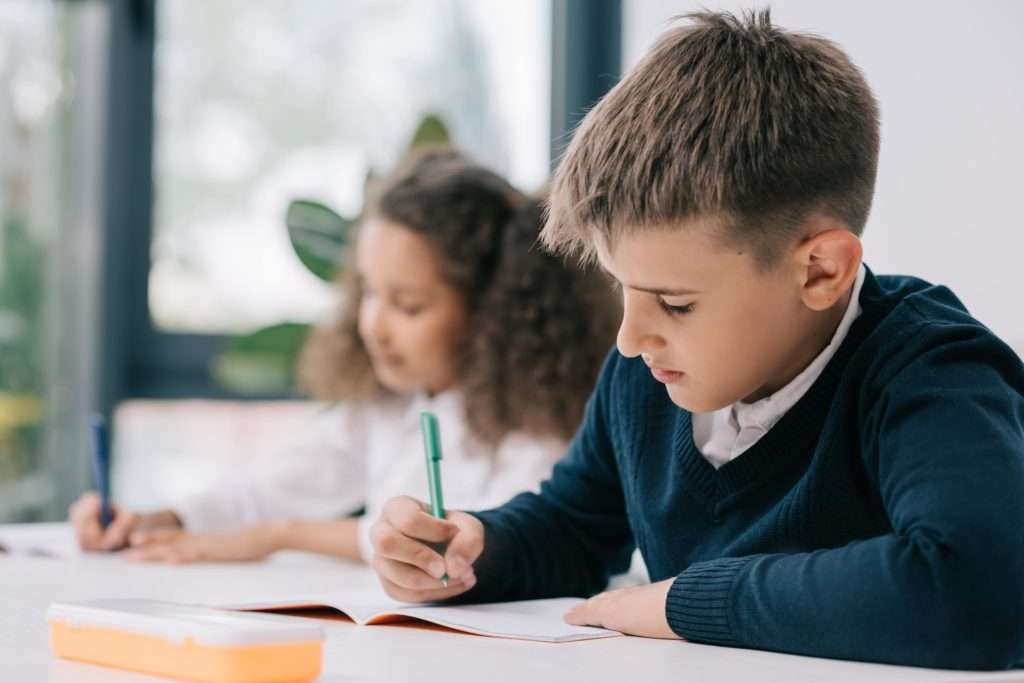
47 599 325 647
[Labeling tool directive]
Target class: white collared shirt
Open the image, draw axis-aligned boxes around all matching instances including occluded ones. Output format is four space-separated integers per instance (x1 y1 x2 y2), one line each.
175 390 565 560
693 265 867 469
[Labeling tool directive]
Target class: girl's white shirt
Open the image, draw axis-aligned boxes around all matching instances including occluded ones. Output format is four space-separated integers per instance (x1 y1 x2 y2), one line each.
174 390 566 560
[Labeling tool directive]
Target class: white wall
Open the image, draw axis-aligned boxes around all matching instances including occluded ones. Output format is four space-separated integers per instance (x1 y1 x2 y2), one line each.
623 1 1024 352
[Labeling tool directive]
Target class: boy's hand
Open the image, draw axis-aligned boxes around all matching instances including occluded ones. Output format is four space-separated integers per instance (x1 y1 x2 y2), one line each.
564 578 681 639
123 525 280 564
370 495 484 603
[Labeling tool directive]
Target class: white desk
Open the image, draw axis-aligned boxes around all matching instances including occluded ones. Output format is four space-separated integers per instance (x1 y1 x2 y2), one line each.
2 523 1022 683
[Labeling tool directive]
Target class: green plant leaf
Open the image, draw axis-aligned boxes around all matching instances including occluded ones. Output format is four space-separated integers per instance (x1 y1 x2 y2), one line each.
211 322 311 395
408 113 450 150
286 200 352 281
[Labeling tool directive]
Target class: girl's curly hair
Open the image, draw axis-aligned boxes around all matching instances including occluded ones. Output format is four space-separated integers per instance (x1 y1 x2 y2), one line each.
296 148 620 445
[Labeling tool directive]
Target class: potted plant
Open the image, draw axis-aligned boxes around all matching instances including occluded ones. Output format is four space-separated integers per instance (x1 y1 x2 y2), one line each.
212 114 450 395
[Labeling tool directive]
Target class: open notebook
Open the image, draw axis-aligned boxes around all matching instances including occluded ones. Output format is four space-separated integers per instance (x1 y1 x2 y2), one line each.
216 591 621 643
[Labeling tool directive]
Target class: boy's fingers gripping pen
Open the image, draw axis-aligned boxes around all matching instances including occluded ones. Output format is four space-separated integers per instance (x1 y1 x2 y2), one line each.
419 411 450 587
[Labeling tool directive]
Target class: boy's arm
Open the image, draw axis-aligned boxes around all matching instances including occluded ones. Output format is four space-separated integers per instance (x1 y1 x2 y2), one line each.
666 331 1024 670
459 352 636 602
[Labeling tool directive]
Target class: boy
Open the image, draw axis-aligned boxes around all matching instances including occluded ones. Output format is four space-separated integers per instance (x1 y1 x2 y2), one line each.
368 10 1024 670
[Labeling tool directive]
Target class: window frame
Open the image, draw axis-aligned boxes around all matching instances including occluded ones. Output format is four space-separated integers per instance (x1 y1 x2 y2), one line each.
98 0 621 417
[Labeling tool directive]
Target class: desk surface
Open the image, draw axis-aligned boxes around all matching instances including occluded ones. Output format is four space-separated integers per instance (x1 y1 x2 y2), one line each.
1 523 1021 683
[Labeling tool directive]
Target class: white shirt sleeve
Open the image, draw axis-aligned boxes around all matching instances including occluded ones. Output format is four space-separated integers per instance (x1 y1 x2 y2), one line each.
476 431 565 510
356 511 377 562
174 404 368 532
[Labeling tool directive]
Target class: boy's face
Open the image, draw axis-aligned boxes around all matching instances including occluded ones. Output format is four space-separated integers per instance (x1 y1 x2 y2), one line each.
598 217 825 412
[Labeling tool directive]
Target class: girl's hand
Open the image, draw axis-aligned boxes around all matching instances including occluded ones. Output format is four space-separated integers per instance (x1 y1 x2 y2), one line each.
69 492 182 552
69 491 135 551
123 525 280 564
370 495 484 603
564 579 682 639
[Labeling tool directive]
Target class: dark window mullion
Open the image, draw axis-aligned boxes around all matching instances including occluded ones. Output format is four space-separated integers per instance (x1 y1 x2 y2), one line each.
99 0 156 415
101 0 623 409
550 0 621 165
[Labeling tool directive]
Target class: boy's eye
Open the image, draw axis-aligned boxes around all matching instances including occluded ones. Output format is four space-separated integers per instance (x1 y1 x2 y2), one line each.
658 299 695 316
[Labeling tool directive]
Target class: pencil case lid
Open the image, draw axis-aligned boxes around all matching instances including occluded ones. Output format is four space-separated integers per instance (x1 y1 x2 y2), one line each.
47 599 324 647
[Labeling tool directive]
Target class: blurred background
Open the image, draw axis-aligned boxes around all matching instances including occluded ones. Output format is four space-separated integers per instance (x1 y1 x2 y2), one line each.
0 0 1021 523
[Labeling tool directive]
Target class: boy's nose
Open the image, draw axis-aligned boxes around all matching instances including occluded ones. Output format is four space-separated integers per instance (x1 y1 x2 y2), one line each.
615 303 664 358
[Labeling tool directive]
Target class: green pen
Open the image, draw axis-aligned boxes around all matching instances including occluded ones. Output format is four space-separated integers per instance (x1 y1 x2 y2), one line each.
420 411 449 587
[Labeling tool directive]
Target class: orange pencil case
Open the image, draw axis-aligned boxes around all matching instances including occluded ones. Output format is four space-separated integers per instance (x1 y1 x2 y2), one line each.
48 599 324 683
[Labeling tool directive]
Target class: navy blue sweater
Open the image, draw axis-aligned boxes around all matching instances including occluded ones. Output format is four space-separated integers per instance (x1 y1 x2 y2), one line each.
466 268 1024 670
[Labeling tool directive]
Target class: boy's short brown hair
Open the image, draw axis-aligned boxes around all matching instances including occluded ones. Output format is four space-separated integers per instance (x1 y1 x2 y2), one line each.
543 9 880 267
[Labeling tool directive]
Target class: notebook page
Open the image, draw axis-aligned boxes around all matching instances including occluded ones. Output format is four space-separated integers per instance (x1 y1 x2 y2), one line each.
372 598 621 642
0 523 80 558
219 591 621 642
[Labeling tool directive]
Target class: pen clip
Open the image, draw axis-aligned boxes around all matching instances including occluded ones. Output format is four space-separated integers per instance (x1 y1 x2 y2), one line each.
420 412 443 461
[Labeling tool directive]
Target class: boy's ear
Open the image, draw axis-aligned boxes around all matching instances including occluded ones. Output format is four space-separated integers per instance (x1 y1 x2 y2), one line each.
792 216 863 312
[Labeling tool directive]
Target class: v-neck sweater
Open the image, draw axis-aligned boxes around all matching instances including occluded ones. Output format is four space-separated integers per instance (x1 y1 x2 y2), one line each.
464 267 1024 670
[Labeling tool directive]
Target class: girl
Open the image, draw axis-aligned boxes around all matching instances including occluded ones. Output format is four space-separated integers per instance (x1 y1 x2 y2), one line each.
69 149 619 564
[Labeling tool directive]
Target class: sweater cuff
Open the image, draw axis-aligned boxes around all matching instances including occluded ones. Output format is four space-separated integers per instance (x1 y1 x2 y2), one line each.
451 510 536 604
666 556 750 646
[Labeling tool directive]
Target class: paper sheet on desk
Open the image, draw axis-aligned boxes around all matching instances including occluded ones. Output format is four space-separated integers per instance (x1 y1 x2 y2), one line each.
0 523 80 558
218 590 622 643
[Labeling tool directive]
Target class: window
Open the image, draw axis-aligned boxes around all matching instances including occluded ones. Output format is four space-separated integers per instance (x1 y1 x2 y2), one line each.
0 0 103 521
149 0 552 334
0 1 618 523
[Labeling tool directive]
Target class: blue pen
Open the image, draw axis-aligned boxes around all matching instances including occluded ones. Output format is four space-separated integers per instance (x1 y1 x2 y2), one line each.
88 414 113 529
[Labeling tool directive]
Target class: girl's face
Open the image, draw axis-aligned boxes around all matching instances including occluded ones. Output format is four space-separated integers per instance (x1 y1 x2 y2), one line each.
355 219 469 396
